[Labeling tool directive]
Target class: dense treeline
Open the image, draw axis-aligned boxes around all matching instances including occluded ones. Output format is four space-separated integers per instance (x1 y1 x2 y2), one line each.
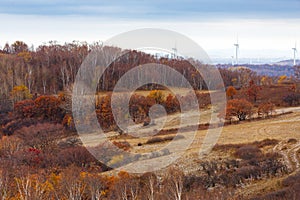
0 41 282 99
1 41 299 137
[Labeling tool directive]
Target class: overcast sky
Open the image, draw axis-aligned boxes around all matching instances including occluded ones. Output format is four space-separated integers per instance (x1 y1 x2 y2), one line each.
1 0 300 60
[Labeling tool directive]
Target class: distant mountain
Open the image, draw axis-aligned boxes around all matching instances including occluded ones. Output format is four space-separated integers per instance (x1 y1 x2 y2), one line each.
217 63 295 77
275 59 300 66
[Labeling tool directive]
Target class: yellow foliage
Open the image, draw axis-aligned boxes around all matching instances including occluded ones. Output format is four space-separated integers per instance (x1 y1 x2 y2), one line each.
49 173 61 186
10 85 32 103
101 190 107 196
231 78 238 85
17 51 32 62
148 90 164 104
261 76 267 85
118 170 130 179
107 154 124 167
80 171 88 179
278 75 287 84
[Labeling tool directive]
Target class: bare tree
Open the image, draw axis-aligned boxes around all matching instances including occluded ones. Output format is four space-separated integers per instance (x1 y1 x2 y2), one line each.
163 168 184 200
15 175 48 200
0 171 9 200
140 172 159 200
60 166 86 200
85 173 105 200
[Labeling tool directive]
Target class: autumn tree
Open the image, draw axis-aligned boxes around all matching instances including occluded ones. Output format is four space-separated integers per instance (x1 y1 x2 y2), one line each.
163 168 184 200
164 94 180 113
14 123 64 152
60 166 86 200
277 75 287 84
62 114 75 131
222 99 254 121
247 80 261 103
226 86 237 99
0 170 9 200
11 41 28 54
15 174 51 200
34 95 63 121
96 94 115 130
10 85 32 104
258 102 275 118
147 90 165 104
294 65 300 79
283 93 300 106
110 171 140 200
235 67 257 87
0 135 24 160
140 172 159 200
84 172 106 200
128 94 156 123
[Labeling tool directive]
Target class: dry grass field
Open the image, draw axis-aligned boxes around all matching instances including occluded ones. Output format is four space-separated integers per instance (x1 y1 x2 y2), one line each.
78 106 300 199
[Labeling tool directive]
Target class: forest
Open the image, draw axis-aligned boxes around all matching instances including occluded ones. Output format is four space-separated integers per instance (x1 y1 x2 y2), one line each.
1 41 300 199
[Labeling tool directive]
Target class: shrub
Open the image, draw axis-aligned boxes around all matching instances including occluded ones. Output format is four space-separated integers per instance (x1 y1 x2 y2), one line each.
234 145 262 160
221 99 254 121
146 135 185 144
146 137 164 144
236 166 261 180
112 141 131 151
252 139 279 148
258 102 275 117
56 146 98 168
283 93 300 106
14 123 64 151
287 138 297 144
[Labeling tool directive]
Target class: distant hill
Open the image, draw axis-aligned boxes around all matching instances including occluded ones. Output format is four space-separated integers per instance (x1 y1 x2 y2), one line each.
217 63 296 77
275 59 300 66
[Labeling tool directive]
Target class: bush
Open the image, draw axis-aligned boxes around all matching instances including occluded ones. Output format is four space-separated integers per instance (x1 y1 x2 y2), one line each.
56 146 98 168
287 138 297 144
236 166 261 180
146 135 185 144
252 139 279 148
234 145 262 160
112 141 131 151
146 137 164 144
283 93 300 106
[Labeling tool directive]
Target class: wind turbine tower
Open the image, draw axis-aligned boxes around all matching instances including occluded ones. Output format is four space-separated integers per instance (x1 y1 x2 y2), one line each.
172 42 177 59
292 43 297 66
234 38 239 65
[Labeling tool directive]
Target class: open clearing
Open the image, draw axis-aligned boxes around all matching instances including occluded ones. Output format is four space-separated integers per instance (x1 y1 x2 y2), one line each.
80 107 300 177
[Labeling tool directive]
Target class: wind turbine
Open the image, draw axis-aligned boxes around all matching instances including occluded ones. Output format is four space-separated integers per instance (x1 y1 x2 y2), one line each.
292 42 297 66
234 37 239 65
172 42 177 59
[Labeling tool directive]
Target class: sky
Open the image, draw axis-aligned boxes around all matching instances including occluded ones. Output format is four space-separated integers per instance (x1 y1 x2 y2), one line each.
1 0 300 63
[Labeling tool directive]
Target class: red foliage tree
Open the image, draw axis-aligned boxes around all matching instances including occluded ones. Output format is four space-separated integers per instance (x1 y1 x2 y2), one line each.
258 102 275 118
164 94 180 113
221 99 254 121
34 95 64 121
14 99 35 118
247 80 262 103
226 86 237 99
96 95 114 129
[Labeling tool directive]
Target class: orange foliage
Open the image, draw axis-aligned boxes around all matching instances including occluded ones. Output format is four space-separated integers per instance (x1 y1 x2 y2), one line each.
221 99 254 121
34 95 63 121
258 102 275 117
247 80 262 102
226 86 237 99
164 94 180 113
